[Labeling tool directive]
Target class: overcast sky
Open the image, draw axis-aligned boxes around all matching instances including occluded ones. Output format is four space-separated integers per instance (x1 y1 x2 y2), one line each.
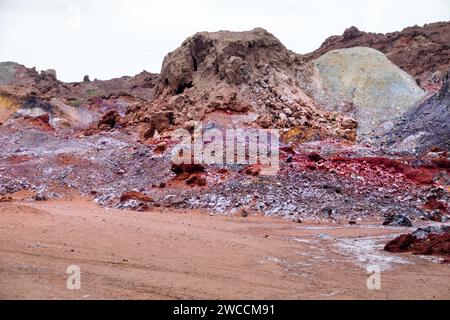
1 0 449 82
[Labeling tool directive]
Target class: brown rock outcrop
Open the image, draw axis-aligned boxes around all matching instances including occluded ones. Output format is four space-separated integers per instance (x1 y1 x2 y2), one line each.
120 191 154 203
126 28 357 142
385 227 450 262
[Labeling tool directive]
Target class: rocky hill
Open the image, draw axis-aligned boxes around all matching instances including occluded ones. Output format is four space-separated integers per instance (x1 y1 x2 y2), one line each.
0 22 449 147
0 23 449 226
0 61 158 128
125 28 356 142
306 22 450 90
311 47 426 138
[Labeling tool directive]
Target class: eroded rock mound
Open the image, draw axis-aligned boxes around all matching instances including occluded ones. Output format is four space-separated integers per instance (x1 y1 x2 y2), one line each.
126 28 357 142
312 47 426 138
0 61 159 102
0 61 159 131
0 61 65 95
306 22 450 90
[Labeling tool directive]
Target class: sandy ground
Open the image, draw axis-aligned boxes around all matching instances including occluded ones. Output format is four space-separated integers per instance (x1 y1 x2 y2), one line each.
0 198 449 300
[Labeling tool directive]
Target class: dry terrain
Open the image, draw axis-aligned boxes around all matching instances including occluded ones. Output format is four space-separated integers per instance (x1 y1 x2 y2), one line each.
1 22 450 300
1 198 449 300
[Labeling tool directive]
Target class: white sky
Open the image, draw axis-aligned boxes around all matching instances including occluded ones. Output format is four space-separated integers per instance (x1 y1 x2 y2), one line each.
1 0 449 82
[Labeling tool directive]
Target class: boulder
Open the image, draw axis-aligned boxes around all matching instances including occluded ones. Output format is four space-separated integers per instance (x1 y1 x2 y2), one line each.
119 191 153 203
383 214 413 227
171 163 205 175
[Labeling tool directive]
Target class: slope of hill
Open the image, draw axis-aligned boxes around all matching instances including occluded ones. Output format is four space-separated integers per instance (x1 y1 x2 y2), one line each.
306 21 450 90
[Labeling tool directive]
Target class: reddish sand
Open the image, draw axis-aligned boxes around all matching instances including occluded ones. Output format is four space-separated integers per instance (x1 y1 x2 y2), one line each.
0 198 449 300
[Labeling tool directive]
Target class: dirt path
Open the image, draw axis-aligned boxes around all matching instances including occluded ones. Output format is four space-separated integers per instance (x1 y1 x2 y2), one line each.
0 199 449 299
